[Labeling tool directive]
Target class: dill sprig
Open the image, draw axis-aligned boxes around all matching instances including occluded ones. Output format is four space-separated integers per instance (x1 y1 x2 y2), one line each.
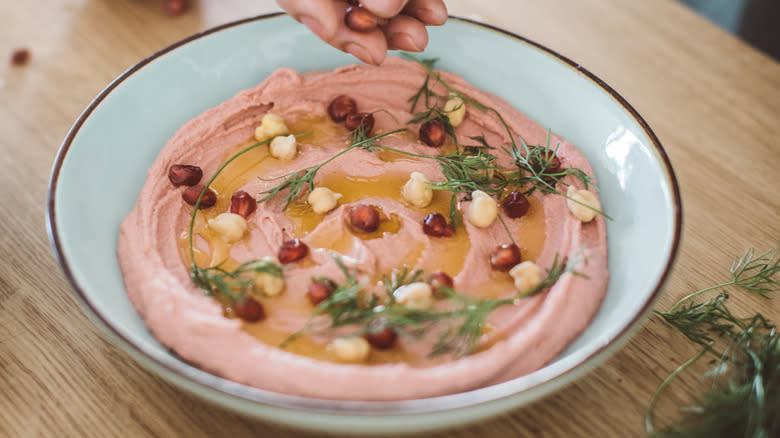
504 133 611 220
403 54 483 152
382 265 426 298
349 116 381 153
430 151 503 195
190 259 283 301
505 132 594 195
282 252 580 357
401 53 610 221
402 52 518 151
429 150 505 225
257 128 406 208
407 56 439 114
186 136 289 303
401 53 489 115
281 260 442 347
665 248 780 316
350 109 403 153
428 291 505 357
647 247 780 437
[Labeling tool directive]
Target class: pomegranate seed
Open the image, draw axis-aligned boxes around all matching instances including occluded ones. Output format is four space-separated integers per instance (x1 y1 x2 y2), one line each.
165 0 189 16
344 112 375 135
234 296 265 322
182 184 216 209
419 119 446 147
422 213 454 238
327 95 357 122
349 204 380 233
363 327 397 349
277 239 309 264
428 271 454 298
345 5 385 32
168 164 202 186
307 278 337 305
539 151 562 173
10 48 30 66
502 191 530 218
490 243 522 271
230 190 257 219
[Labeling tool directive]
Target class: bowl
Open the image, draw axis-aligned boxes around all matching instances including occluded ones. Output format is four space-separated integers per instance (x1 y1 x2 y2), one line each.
47 13 681 435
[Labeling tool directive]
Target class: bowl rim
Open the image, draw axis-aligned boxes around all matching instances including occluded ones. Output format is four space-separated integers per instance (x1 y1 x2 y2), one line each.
46 12 682 415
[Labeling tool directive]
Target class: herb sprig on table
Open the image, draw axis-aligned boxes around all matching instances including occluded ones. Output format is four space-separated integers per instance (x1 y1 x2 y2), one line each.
282 253 581 357
647 247 780 437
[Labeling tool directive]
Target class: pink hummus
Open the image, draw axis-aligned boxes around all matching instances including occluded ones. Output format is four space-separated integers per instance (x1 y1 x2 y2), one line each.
117 57 609 401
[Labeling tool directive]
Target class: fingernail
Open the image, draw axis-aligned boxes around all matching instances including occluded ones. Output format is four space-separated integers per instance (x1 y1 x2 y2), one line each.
387 33 423 52
300 15 327 41
345 42 379 65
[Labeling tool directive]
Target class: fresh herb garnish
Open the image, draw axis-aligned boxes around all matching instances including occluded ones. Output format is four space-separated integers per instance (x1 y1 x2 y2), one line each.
402 53 490 115
282 252 582 357
191 259 283 300
428 151 504 225
505 132 594 195
401 53 514 150
280 259 439 348
258 128 406 208
465 134 495 152
504 133 611 220
647 247 780 437
403 54 484 152
186 136 289 303
401 53 610 221
407 56 438 114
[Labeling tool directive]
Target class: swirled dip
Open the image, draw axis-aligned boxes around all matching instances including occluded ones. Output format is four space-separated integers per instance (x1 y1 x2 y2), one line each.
117 58 608 401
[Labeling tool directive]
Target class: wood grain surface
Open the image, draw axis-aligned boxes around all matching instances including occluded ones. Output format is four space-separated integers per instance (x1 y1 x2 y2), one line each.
1 0 778 436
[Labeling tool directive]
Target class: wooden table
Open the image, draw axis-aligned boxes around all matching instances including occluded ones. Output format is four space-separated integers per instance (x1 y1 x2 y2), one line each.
1 0 778 436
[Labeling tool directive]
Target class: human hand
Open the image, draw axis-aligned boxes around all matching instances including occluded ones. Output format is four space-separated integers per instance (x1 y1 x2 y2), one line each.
276 0 447 65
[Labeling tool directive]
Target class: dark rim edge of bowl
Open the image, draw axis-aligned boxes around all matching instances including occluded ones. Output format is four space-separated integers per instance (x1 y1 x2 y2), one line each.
46 13 682 416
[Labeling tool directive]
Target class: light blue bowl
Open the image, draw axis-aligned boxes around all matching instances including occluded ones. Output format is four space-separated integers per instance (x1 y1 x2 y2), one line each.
47 14 681 435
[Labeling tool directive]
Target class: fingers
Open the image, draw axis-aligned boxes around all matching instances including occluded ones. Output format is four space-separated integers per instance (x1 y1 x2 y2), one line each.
403 0 448 26
279 0 388 64
332 26 390 65
329 2 389 65
384 14 428 52
277 0 448 64
361 0 408 18
277 0 340 41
